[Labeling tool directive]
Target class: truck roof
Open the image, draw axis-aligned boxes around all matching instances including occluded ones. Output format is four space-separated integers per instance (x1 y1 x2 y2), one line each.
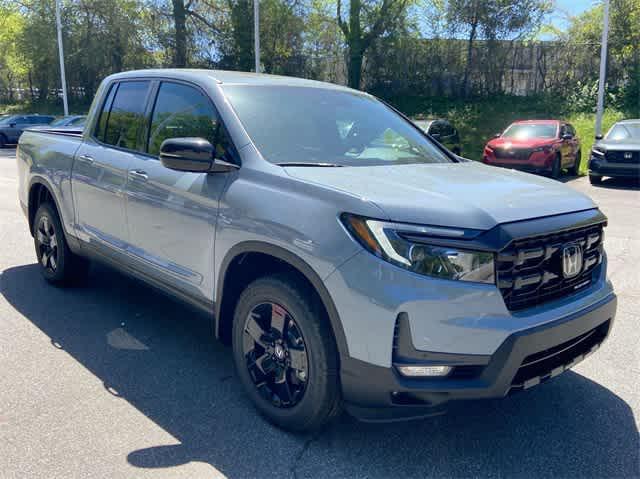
106 69 354 92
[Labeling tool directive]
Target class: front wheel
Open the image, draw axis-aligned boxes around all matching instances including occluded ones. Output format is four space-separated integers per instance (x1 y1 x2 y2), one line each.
232 274 341 432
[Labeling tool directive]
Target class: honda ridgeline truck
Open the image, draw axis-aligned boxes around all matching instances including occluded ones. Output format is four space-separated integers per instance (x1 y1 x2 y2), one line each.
17 70 617 431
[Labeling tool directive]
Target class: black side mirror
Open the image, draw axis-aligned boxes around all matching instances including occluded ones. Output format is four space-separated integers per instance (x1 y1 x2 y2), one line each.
159 137 238 173
9 122 16 128
595 134 604 140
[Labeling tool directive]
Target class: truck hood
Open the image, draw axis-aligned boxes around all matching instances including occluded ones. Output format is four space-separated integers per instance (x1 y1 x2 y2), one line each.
285 162 596 230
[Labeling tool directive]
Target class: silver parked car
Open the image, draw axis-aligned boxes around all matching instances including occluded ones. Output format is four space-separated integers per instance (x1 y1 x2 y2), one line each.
589 119 640 184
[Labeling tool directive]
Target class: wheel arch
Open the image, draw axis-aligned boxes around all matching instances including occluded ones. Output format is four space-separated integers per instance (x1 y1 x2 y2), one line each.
28 177 61 237
215 241 349 360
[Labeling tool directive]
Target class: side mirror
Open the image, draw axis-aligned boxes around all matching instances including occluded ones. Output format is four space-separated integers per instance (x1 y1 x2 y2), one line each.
159 137 238 173
595 134 604 140
9 122 16 128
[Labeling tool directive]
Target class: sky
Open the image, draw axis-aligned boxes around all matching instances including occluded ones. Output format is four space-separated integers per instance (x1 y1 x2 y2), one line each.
550 0 597 31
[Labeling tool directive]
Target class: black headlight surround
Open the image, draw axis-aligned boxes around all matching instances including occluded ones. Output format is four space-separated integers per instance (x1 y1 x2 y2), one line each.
341 214 496 284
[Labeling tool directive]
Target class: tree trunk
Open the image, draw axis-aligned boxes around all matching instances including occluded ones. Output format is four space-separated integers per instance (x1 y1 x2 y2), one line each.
172 0 188 67
347 48 363 89
462 19 477 97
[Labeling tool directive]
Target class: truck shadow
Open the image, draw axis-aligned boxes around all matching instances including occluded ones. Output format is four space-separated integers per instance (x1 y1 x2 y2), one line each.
2 263 638 478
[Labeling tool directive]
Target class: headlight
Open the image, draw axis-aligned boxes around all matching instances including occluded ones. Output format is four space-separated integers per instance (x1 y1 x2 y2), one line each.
341 214 495 284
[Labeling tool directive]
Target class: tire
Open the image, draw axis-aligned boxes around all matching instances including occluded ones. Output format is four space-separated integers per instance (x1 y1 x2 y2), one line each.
0 134 6 148
589 174 603 185
569 150 581 176
33 202 89 285
232 273 341 432
551 154 562 179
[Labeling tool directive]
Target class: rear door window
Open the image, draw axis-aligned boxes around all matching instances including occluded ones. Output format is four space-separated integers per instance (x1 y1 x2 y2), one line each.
102 81 151 151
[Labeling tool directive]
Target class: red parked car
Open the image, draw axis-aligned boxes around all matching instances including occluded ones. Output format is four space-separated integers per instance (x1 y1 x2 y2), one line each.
483 120 581 178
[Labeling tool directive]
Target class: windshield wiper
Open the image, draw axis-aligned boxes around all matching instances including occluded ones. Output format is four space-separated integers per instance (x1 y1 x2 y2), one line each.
276 162 344 167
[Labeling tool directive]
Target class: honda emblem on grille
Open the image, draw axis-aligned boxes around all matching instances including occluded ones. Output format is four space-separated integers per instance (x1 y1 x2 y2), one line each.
624 152 633 159
562 244 583 278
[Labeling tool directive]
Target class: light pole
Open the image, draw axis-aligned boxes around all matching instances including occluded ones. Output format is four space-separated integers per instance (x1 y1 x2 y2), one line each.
595 0 610 138
55 0 69 115
254 0 260 73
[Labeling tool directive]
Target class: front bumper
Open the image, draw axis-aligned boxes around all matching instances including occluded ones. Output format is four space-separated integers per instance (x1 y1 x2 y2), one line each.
341 294 616 422
483 151 554 173
589 157 640 178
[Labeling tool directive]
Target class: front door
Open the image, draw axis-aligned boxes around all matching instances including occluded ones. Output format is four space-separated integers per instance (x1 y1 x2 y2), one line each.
124 80 233 300
72 80 152 256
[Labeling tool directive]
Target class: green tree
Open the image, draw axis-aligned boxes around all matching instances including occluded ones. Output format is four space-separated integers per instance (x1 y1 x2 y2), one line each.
337 0 411 89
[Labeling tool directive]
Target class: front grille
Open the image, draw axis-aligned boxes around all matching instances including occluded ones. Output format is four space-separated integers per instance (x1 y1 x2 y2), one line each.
510 320 610 391
605 150 639 164
494 147 532 161
497 223 604 311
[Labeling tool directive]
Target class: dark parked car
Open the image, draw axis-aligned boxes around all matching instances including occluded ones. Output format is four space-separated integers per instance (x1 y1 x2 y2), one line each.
49 115 86 128
589 119 640 184
413 119 462 155
0 114 55 147
483 120 581 179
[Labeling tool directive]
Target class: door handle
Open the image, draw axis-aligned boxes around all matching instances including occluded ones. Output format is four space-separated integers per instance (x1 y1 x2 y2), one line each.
78 154 94 165
129 170 148 181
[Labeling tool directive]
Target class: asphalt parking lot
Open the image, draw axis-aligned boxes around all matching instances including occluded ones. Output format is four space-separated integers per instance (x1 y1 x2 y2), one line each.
0 146 638 478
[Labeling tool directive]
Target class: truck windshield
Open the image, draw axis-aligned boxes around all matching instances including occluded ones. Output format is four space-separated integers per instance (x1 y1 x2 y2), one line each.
222 85 452 166
502 123 557 140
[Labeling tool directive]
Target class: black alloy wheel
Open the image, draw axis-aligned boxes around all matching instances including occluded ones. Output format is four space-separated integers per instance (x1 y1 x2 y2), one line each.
36 213 59 274
242 302 309 408
232 274 341 431
33 202 89 285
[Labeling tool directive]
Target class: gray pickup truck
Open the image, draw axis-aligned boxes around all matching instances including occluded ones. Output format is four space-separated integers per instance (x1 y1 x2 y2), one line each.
17 69 617 431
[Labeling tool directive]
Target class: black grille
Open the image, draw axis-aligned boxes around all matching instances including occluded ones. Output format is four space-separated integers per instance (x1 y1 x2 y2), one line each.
511 320 610 389
605 150 639 164
497 223 604 311
494 147 532 161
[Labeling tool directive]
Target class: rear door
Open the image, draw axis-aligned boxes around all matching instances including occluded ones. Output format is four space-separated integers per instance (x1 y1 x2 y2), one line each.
567 123 579 162
72 80 152 257
559 123 572 167
124 80 234 300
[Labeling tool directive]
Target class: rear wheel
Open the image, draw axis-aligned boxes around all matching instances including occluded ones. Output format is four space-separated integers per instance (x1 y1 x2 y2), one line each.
232 274 341 432
33 202 89 285
589 174 603 185
551 154 562 179
569 150 581 176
